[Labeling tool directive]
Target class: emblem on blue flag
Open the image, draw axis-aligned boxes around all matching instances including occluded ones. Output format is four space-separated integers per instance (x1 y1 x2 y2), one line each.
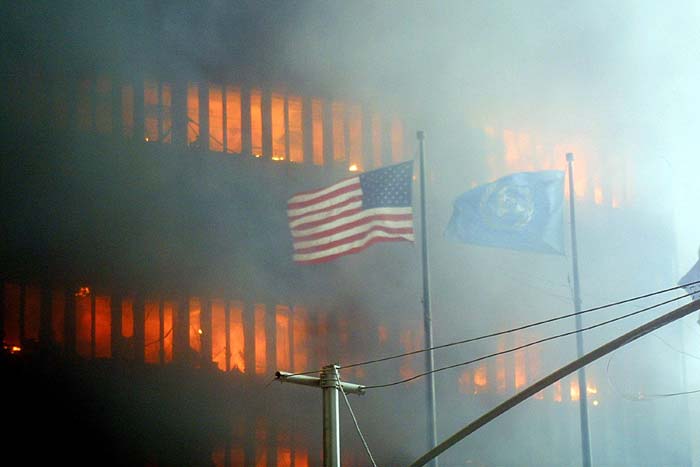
445 170 565 254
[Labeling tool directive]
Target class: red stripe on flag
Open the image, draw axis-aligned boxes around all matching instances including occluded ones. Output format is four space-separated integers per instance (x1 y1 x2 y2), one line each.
293 236 414 265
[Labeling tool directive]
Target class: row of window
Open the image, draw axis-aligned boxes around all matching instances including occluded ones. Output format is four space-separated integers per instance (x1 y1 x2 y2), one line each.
14 73 408 172
2 281 599 404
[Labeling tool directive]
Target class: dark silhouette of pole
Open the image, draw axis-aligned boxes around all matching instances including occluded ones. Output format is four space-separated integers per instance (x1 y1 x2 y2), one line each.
567 152 592 467
417 131 438 467
408 298 700 467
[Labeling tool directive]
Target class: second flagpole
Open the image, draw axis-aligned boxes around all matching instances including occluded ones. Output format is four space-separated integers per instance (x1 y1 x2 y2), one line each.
566 152 592 467
418 131 438 466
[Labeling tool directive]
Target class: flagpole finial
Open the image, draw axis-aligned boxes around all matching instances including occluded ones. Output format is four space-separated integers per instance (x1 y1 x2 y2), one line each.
566 152 574 162
417 130 425 141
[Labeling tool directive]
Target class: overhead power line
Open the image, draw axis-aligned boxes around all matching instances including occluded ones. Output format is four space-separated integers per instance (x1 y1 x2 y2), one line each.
364 292 692 389
291 281 700 378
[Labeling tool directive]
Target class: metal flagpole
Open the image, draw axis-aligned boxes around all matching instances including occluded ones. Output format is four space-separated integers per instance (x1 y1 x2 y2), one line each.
417 131 438 466
566 152 592 467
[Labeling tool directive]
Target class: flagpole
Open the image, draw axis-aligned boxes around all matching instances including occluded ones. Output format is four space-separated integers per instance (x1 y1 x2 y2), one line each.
418 130 438 466
566 152 592 467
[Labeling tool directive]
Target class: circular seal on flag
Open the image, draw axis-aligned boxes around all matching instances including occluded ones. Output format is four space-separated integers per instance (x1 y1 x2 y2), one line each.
479 183 535 231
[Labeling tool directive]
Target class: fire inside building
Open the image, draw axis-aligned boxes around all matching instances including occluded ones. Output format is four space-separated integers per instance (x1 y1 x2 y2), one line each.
2 2 697 466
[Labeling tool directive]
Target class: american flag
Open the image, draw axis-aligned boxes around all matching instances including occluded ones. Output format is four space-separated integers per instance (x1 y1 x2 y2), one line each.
287 161 415 264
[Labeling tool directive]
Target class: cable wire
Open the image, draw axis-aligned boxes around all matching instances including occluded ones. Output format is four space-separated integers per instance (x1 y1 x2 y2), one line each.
605 351 700 401
288 281 700 378
363 292 691 389
335 367 378 467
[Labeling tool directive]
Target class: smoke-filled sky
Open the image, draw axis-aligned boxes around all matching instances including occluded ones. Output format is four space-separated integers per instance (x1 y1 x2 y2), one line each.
7 0 698 267
271 0 700 267
136 0 700 267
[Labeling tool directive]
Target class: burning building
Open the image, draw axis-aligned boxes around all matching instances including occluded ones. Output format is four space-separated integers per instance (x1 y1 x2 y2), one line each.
2 1 698 466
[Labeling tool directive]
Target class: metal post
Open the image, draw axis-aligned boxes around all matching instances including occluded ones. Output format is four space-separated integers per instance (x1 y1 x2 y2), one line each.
321 365 341 467
276 366 365 467
417 131 438 466
566 152 592 467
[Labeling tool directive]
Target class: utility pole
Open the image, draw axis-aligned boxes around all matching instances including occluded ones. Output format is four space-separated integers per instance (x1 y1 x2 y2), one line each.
417 130 439 467
567 152 592 467
276 365 366 467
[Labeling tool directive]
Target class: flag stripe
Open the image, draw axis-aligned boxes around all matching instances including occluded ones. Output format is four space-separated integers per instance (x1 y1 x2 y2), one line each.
287 177 360 211
293 215 414 248
291 207 412 238
293 231 415 264
288 199 363 230
287 161 414 264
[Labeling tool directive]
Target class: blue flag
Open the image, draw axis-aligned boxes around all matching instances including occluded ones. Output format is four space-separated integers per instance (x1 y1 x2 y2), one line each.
678 259 700 301
445 170 565 254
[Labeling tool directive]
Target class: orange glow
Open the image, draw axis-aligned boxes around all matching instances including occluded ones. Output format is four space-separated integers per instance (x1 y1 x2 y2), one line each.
189 298 202 354
503 129 519 167
399 326 420 381
377 325 389 344
161 83 172 143
348 164 358 172
144 300 160 363
473 366 488 393
371 113 383 168
76 295 92 358
553 380 562 402
255 304 267 374
225 85 242 153
212 299 227 370
587 383 598 395
594 184 604 205
121 297 134 338
496 338 507 393
230 301 245 373
390 117 404 162
209 84 224 152
332 101 346 161
570 379 580 401
75 286 91 297
271 93 287 160
250 89 263 156
277 445 292 467
276 305 291 370
514 349 526 390
51 289 66 344
187 83 200 146
95 295 112 358
295 448 309 467
348 104 363 171
144 80 159 143
288 95 304 163
163 301 174 363
311 98 324 165
293 306 309 373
